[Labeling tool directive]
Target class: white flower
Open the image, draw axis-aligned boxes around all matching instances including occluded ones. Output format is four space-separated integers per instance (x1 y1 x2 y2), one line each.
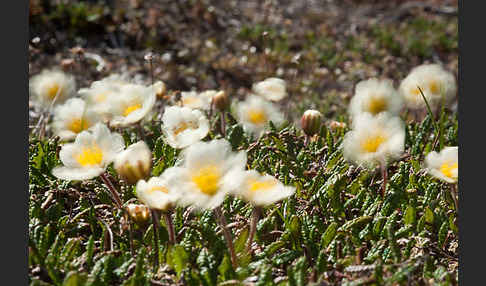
349 78 403 117
342 113 405 168
252 77 287 101
180 90 212 110
30 69 76 109
51 98 101 141
78 77 127 121
235 95 285 137
425 146 458 183
399 64 457 109
234 170 295 206
136 172 180 210
108 83 156 127
165 139 247 210
161 106 210 149
114 141 152 184
52 123 125 181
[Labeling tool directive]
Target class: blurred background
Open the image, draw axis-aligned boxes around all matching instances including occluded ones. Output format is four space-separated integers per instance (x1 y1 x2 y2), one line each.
29 0 458 122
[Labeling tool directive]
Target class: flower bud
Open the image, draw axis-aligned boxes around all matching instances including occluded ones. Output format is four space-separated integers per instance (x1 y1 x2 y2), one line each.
212 90 229 111
126 203 150 226
151 80 167 99
114 141 152 185
329 120 347 130
301 109 323 137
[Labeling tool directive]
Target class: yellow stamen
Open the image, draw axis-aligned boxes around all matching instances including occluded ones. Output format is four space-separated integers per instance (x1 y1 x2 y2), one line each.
367 96 388 115
249 179 277 192
147 186 169 194
440 161 458 180
173 121 198 136
68 118 90 133
248 109 267 125
47 83 61 100
361 134 386 153
123 103 142 116
429 81 440 94
192 165 221 196
76 146 103 166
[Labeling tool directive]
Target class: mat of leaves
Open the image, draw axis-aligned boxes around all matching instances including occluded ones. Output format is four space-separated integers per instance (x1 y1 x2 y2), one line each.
29 106 458 285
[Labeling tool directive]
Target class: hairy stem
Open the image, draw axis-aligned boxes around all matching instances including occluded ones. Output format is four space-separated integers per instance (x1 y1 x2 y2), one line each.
246 206 262 253
99 173 123 209
163 209 176 245
214 206 237 269
151 209 160 271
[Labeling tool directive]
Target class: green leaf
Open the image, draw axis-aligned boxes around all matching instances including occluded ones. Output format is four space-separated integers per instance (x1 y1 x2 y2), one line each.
321 222 338 248
166 244 189 278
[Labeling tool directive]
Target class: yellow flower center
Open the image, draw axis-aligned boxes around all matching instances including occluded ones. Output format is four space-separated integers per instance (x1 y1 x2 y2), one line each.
248 109 267 125
76 146 103 167
68 118 90 133
147 186 169 194
249 179 277 192
429 81 440 94
191 165 221 196
123 103 142 116
440 161 458 180
411 87 421 96
47 83 61 100
361 134 387 153
367 96 388 115
173 121 198 136
95 93 107 103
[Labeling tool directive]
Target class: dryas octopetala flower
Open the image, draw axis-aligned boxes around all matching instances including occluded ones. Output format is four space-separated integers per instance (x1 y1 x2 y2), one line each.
180 90 212 110
235 95 285 137
114 141 152 185
348 78 403 117
252 77 287 101
29 69 76 109
342 113 405 168
78 75 128 122
425 146 458 183
52 123 125 180
51 98 101 141
399 64 457 110
301 109 323 137
164 139 247 210
108 83 156 127
161 106 210 149
135 171 180 211
234 170 295 206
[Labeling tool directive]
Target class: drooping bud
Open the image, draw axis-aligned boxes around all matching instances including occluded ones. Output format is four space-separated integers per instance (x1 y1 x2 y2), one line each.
151 80 167 99
126 203 150 226
212 90 229 111
114 141 152 185
301 109 323 137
